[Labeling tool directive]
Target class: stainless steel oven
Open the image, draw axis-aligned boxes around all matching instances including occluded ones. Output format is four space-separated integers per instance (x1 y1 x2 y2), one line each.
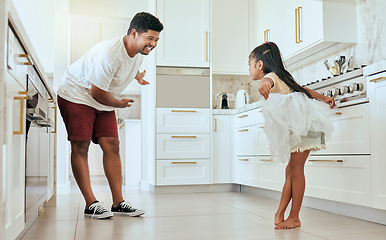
25 66 51 218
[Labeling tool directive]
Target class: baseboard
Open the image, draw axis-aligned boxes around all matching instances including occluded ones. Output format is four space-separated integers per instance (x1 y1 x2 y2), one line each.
240 185 386 226
153 184 239 194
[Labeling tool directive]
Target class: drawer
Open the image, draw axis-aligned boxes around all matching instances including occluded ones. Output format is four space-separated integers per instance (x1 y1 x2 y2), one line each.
235 125 257 155
157 159 210 185
305 155 371 207
234 108 264 128
157 134 210 159
157 108 210 133
256 124 270 155
256 157 285 191
234 156 256 186
315 103 370 155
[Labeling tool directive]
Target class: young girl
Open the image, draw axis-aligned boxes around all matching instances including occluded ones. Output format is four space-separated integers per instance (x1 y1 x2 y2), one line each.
248 42 335 230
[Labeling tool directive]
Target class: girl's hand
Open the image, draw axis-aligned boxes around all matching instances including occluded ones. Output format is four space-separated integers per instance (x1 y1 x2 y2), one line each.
259 80 272 99
323 96 335 108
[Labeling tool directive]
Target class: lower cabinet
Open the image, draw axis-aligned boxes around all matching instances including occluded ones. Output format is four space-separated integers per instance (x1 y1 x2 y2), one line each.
305 155 371 207
212 114 231 184
234 156 256 186
157 160 211 185
256 157 285 191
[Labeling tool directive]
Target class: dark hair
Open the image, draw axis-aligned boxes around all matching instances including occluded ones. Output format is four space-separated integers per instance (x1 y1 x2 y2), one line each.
127 12 164 35
250 42 311 98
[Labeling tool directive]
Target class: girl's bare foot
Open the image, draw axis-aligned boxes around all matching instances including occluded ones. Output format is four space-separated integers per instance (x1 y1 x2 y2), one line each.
274 217 301 229
274 212 284 226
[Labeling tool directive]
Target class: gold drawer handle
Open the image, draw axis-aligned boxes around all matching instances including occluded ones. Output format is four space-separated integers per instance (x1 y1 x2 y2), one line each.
238 115 248 118
172 162 197 164
370 77 386 83
214 118 217 132
238 129 249 132
239 159 249 162
171 136 197 138
334 112 342 115
309 160 343 163
259 126 264 129
260 159 272 162
51 106 57 133
205 31 209 62
13 96 28 135
172 110 197 113
16 54 33 65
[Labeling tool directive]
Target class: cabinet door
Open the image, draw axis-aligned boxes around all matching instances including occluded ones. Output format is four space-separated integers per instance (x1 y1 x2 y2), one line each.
157 108 210 133
235 125 257 155
315 104 370 155
305 155 371 207
156 0 210 67
368 72 386 210
256 157 285 191
211 0 249 74
4 73 27 240
234 157 256 186
157 160 210 185
70 20 100 63
157 134 210 159
256 124 270 155
212 115 231 183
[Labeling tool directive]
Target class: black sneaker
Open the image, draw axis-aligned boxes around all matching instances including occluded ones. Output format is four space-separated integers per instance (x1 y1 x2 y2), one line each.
111 201 145 217
84 201 114 219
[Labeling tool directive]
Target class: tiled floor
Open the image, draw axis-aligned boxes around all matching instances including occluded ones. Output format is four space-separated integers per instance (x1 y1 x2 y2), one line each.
21 182 386 240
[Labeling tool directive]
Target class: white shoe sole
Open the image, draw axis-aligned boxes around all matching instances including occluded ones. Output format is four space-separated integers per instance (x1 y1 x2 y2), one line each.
84 212 114 219
112 209 145 217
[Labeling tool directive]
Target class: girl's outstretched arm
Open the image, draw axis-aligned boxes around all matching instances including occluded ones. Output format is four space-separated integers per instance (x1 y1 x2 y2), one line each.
304 87 335 108
259 77 274 99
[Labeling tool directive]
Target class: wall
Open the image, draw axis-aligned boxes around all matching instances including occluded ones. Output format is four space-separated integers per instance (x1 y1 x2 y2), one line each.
69 0 148 18
291 0 386 84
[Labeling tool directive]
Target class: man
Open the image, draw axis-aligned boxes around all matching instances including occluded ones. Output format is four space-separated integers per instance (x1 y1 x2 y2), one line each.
57 12 163 219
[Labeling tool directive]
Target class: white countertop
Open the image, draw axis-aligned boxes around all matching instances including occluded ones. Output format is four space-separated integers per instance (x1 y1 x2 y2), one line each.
363 60 386 76
213 100 264 115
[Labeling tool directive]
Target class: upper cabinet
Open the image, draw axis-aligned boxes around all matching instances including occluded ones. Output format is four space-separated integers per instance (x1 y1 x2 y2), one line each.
156 0 210 67
211 0 250 74
254 0 357 67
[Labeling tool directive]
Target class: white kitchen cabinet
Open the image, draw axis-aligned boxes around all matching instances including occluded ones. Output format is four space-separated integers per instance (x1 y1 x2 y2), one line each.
235 125 257 156
254 0 357 66
368 72 386 210
156 108 211 185
4 72 27 240
212 115 231 183
256 157 285 191
256 123 270 155
157 108 210 133
234 108 263 129
211 0 249 74
305 155 371 207
157 133 210 159
315 104 370 155
157 160 210 185
234 156 256 186
156 0 210 67
70 17 129 63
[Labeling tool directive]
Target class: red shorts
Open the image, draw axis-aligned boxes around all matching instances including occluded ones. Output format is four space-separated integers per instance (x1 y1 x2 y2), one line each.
57 96 118 144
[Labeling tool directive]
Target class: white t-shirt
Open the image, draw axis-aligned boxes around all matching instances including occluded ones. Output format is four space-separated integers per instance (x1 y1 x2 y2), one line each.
57 36 145 111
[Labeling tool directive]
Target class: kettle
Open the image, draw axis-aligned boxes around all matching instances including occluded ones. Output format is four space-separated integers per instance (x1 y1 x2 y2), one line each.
235 90 250 108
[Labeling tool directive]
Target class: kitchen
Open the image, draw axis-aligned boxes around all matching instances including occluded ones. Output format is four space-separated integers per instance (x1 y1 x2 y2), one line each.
1 0 386 239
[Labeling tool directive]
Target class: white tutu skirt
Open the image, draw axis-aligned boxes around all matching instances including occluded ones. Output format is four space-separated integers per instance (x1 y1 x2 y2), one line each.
262 92 334 162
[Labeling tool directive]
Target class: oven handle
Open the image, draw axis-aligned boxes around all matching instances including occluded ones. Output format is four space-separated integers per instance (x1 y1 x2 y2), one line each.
369 77 386 83
13 95 27 135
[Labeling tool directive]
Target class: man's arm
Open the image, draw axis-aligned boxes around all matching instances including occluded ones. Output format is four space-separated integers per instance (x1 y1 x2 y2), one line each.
90 84 133 108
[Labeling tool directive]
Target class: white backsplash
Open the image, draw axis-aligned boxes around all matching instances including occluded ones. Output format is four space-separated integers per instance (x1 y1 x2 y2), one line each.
212 75 262 109
291 0 386 84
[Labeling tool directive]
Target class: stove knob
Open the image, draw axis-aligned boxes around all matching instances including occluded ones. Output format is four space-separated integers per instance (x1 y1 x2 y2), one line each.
350 83 364 91
332 88 341 96
340 86 349 94
324 90 332 97
348 85 355 93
